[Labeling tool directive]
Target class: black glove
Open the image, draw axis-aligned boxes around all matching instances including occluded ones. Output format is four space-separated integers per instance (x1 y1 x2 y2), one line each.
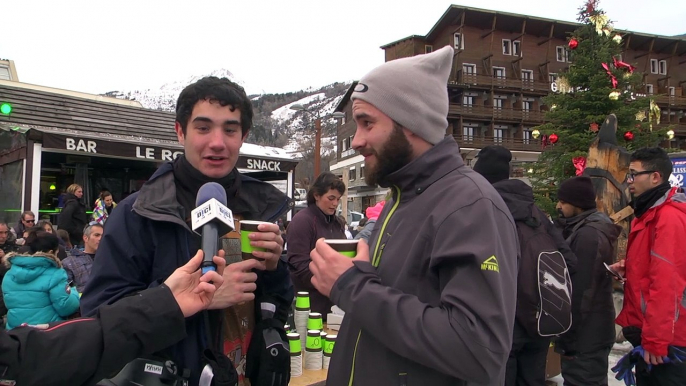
246 301 290 386
202 348 238 386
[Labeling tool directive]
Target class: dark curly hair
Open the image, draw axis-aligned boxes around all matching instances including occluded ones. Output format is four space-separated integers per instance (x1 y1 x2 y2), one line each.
25 230 59 254
306 172 346 206
175 76 253 137
630 147 673 183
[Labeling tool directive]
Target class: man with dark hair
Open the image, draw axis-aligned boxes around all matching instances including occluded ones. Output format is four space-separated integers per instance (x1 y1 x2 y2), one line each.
81 77 292 386
308 47 519 385
555 177 621 386
611 147 686 384
473 145 577 386
63 222 103 292
10 211 35 244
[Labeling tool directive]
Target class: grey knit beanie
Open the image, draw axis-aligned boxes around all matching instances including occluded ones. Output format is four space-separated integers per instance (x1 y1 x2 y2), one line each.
351 45 454 145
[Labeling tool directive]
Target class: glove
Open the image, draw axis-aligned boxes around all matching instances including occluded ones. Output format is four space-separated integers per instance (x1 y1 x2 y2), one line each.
246 301 290 386
611 349 638 386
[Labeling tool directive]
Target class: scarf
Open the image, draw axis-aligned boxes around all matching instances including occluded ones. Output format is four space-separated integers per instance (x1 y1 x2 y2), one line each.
631 182 671 219
172 155 238 223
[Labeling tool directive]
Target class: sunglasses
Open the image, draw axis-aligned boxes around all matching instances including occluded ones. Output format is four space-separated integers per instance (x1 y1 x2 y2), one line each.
25 219 35 223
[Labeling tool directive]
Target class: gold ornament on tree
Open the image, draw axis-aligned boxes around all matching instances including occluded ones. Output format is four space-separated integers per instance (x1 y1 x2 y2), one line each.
609 91 621 100
589 13 610 35
531 129 541 139
667 130 675 140
635 111 646 122
557 77 571 94
649 99 661 131
613 34 622 44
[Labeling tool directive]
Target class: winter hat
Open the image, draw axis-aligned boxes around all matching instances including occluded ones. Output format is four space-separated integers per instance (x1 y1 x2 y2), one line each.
365 201 386 221
351 46 454 145
558 177 597 210
472 145 512 184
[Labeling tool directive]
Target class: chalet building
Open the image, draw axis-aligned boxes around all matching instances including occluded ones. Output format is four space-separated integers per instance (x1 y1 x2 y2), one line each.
331 5 686 214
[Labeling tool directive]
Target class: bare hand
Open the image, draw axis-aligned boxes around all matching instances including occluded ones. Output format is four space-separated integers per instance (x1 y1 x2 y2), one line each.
643 349 667 365
247 222 284 271
208 257 263 309
609 259 626 281
164 249 226 317
310 238 370 298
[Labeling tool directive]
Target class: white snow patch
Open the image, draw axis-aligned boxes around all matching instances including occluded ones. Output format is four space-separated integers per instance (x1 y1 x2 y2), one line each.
271 93 326 122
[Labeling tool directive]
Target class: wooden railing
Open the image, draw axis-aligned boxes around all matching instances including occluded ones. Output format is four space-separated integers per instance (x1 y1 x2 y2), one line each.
449 104 546 122
451 70 551 93
653 95 686 108
453 135 547 152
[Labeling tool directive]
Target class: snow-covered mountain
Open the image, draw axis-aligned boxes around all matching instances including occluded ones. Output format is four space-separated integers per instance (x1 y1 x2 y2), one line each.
102 71 350 158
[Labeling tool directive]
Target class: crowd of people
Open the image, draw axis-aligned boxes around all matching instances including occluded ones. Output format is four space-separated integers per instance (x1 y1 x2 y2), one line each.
0 46 684 386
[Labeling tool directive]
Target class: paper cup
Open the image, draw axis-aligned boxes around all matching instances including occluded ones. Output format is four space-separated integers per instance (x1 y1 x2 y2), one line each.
240 220 270 260
295 292 310 311
307 312 323 331
288 333 302 355
325 239 359 257
324 334 336 356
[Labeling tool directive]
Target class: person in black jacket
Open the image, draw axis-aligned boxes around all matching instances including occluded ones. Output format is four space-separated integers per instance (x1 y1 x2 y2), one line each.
81 76 292 386
555 177 621 386
0 249 225 386
473 145 578 386
58 184 88 247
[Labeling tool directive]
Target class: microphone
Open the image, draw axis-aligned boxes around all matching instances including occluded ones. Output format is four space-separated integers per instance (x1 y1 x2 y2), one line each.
191 182 235 274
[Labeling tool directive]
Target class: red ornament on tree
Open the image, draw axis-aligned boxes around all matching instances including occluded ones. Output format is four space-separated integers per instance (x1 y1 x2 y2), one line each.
549 133 559 144
568 38 579 50
624 131 634 141
589 122 599 132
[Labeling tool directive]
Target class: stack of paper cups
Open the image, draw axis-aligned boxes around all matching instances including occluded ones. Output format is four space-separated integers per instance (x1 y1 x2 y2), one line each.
323 334 336 369
295 292 310 349
320 332 328 369
288 333 302 377
305 329 323 370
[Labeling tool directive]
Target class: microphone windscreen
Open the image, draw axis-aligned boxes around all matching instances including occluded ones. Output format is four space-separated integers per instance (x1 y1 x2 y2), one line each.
195 182 228 207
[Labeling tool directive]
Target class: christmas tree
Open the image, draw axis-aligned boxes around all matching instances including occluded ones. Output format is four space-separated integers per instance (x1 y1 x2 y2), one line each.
531 0 667 214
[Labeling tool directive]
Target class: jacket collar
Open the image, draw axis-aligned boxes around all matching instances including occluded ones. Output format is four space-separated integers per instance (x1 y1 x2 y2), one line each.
632 187 685 230
383 137 464 201
3 251 62 268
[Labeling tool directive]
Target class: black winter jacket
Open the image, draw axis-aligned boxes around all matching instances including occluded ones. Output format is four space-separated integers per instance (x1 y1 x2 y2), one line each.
556 210 621 354
58 193 88 246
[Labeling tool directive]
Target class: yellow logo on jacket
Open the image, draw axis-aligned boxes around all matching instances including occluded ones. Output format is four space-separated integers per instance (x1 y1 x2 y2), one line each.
481 255 499 272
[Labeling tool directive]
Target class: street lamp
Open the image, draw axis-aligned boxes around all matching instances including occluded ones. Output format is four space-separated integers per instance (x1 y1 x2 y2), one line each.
290 103 345 176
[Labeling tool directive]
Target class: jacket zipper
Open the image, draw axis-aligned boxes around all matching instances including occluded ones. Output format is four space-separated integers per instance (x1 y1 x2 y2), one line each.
347 186 401 385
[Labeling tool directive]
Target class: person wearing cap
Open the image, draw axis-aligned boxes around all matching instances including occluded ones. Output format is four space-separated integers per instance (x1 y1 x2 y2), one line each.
308 46 519 385
554 177 621 386
473 145 577 386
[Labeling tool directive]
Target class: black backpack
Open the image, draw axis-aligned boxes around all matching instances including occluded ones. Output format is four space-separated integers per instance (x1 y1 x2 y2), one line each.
515 207 572 337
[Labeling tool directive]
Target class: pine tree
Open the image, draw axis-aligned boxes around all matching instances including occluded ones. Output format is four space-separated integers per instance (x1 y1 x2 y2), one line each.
531 0 667 214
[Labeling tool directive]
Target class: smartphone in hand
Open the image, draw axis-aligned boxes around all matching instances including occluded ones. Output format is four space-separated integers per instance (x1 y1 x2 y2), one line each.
604 262 624 282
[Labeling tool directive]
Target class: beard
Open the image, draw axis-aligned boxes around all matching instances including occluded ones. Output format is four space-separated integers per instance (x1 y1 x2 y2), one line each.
364 124 413 187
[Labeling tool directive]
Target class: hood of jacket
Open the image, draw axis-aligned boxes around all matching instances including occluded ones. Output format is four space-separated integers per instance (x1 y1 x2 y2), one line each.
558 209 622 241
365 201 385 220
491 179 535 222
132 162 291 229
3 252 62 284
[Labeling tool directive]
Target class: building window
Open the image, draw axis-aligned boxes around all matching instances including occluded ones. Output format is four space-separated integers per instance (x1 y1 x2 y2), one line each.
549 73 558 84
494 128 504 143
646 84 654 95
493 98 504 110
360 165 365 179
556 46 570 62
463 95 475 107
463 126 475 142
502 39 511 55
521 70 533 82
425 45 433 54
669 87 676 96
659 60 667 75
454 33 463 50
522 100 532 112
650 59 658 74
493 66 506 79
463 63 476 74
349 167 356 181
523 129 533 144
341 138 348 152
513 41 521 56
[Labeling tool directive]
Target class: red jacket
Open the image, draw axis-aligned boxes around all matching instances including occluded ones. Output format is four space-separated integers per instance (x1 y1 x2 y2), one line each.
616 187 686 356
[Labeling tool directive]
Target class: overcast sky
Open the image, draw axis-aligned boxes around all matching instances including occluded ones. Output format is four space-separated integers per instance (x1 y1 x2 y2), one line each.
3 0 684 96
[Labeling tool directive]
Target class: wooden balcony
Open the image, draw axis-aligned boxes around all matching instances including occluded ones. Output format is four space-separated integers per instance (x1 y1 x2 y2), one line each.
453 135 547 152
654 95 686 109
656 123 686 135
449 104 546 122
451 70 551 93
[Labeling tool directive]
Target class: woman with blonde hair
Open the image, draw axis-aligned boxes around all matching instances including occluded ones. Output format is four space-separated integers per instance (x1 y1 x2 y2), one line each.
57 184 88 247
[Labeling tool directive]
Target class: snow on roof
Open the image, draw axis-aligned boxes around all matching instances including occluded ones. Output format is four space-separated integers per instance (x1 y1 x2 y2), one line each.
271 93 326 121
240 141 299 160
